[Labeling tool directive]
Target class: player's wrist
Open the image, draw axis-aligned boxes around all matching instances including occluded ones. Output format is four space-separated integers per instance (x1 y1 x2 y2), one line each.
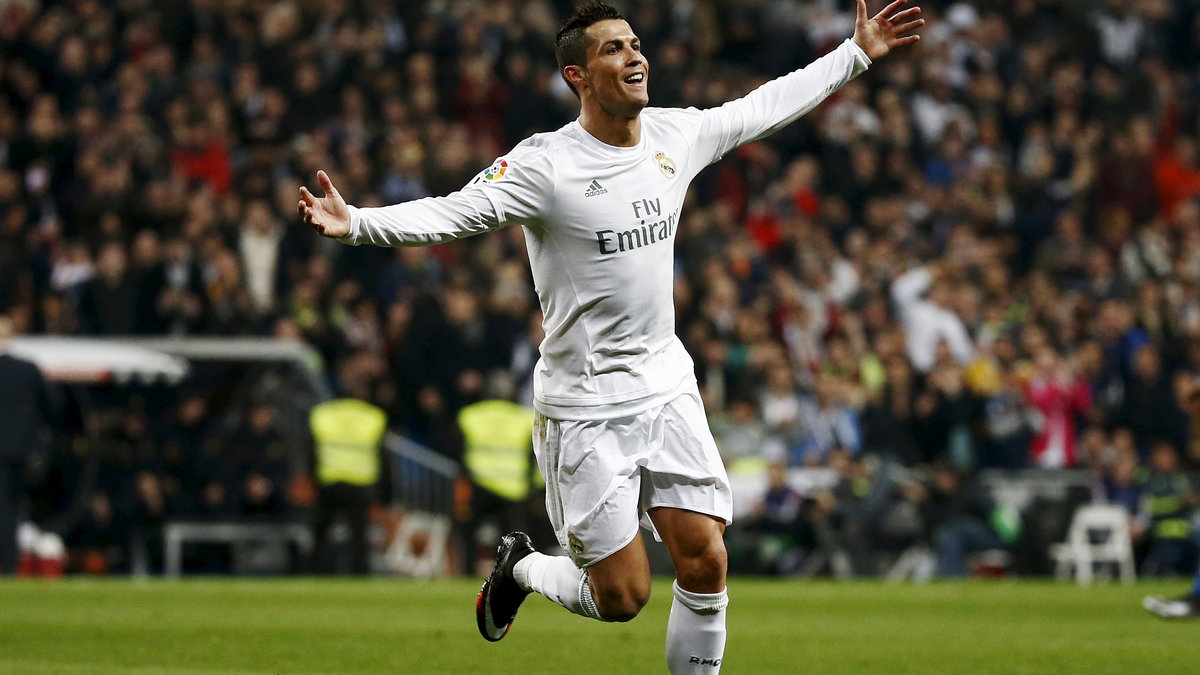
335 205 358 242
851 32 880 61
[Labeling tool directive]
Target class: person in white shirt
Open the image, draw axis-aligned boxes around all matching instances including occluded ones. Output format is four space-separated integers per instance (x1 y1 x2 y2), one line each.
891 264 974 373
298 2 922 672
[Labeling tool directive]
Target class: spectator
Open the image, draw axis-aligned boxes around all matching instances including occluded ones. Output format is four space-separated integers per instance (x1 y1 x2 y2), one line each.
922 464 1005 578
759 360 805 448
913 363 978 467
1117 345 1187 457
740 462 810 575
78 242 138 335
0 315 53 574
891 264 974 374
1023 346 1092 469
238 200 287 315
310 369 388 575
457 372 537 576
169 117 232 196
1138 442 1197 576
973 347 1036 469
711 396 783 474
859 357 921 466
1098 450 1142 522
1152 88 1200 220
77 405 162 571
231 404 294 518
794 376 861 467
159 394 215 517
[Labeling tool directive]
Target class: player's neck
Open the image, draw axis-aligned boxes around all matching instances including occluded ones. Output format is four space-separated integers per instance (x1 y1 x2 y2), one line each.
578 107 642 148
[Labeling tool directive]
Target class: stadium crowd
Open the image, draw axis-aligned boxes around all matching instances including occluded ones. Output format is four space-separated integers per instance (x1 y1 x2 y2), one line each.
3 0 1200 576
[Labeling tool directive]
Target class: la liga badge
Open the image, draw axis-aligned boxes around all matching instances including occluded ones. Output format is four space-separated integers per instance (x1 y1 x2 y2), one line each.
484 159 508 181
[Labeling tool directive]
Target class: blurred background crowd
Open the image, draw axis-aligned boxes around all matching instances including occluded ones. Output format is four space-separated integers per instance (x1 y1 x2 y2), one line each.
3 0 1200 577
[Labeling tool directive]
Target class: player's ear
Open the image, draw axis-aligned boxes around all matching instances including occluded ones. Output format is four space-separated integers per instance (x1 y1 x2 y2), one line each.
564 64 587 91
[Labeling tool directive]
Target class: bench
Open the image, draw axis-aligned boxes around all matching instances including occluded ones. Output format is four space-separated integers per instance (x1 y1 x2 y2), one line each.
163 521 314 578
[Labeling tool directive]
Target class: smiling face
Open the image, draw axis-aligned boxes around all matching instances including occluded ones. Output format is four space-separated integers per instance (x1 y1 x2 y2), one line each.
572 19 649 118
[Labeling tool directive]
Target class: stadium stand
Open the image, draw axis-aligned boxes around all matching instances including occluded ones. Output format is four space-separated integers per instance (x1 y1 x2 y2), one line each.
2 0 1200 577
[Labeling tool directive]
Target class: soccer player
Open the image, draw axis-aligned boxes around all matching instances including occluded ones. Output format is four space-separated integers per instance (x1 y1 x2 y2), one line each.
299 1 923 671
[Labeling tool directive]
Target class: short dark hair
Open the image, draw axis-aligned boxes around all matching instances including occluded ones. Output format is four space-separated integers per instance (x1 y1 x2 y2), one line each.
555 1 625 98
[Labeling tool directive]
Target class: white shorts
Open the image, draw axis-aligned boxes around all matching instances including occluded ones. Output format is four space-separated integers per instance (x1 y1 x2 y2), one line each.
534 385 733 568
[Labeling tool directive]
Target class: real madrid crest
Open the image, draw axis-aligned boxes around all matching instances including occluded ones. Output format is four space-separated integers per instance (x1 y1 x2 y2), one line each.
568 532 585 557
655 151 677 179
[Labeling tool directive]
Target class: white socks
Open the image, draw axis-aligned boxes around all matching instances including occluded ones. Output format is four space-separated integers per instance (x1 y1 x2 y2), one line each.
665 580 728 674
514 552 604 621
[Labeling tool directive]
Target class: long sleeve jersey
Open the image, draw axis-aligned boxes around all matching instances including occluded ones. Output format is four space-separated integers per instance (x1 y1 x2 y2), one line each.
340 39 872 420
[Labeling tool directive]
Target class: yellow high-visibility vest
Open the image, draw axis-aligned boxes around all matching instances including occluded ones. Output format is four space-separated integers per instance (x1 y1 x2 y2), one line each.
459 399 536 501
1153 518 1191 540
310 398 387 486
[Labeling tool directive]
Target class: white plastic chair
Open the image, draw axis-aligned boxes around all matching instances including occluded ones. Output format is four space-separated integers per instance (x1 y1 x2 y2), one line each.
885 544 936 584
1050 504 1136 585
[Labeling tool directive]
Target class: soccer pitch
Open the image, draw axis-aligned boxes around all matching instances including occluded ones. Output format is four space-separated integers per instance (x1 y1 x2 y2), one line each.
0 578 1193 674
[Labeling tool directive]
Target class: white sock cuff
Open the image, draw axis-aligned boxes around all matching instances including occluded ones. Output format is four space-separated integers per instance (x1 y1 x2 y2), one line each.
578 572 605 621
672 581 728 615
513 552 544 591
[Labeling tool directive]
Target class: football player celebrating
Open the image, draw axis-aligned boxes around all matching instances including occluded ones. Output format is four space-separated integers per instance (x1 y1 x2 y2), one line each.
299 2 923 671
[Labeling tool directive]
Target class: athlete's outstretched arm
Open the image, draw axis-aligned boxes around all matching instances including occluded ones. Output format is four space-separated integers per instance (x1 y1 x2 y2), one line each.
298 146 552 247
692 0 923 166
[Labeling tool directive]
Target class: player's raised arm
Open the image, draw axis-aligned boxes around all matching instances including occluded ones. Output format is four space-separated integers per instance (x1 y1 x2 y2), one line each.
298 170 351 239
692 0 923 166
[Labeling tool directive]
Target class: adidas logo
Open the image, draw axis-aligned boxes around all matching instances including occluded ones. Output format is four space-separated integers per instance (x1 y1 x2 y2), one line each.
584 179 608 197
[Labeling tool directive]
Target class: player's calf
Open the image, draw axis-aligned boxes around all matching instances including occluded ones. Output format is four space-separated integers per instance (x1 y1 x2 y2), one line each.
585 538 653 621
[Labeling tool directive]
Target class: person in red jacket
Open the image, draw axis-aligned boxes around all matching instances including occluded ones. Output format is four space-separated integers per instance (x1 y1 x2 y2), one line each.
1153 96 1200 220
1023 346 1092 468
169 119 232 195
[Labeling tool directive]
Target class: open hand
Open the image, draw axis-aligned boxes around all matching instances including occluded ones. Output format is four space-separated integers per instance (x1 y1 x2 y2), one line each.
298 170 351 238
853 0 924 60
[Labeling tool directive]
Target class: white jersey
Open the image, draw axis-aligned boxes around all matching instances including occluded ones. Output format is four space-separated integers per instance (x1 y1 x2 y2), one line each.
340 39 871 420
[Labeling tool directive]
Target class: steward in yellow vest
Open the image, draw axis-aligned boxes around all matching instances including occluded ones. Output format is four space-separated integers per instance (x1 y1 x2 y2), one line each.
457 395 538 575
1138 443 1198 575
310 397 388 575
460 399 538 502
311 398 387 487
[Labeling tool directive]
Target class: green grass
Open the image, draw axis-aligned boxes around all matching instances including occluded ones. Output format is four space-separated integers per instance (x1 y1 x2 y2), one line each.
0 578 1195 674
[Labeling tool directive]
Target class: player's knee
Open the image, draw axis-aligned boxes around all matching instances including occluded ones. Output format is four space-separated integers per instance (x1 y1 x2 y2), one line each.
676 541 727 591
599 597 647 623
595 582 651 622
